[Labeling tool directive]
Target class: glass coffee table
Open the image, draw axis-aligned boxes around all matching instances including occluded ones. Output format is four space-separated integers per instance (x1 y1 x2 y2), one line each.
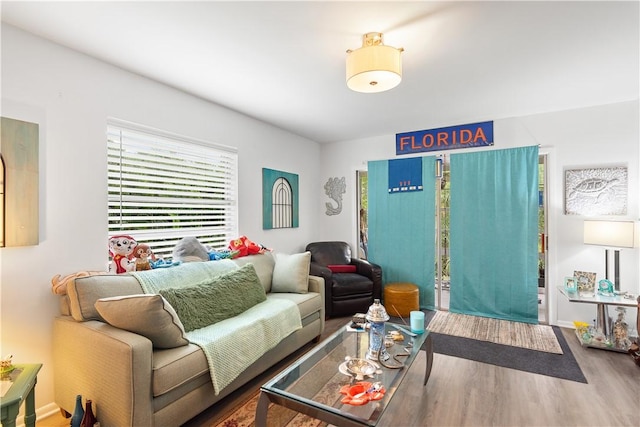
256 322 433 427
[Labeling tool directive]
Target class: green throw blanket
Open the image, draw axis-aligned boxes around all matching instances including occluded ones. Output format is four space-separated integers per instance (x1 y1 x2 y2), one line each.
131 261 302 394
187 296 301 394
131 260 238 294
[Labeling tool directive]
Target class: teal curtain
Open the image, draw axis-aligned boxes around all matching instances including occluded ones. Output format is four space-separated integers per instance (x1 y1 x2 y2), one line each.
368 156 436 310
449 146 539 323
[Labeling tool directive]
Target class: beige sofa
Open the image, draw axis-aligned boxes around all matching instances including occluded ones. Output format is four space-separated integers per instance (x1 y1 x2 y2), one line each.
53 252 324 427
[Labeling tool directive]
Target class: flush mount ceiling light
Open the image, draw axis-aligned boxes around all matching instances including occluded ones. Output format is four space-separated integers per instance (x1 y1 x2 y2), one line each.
346 32 404 93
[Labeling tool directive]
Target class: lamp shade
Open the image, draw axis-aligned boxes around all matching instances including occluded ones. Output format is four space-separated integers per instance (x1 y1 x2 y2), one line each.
583 220 635 248
346 33 403 93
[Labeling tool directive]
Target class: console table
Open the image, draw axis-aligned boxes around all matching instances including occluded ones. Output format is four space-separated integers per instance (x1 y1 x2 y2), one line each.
0 364 42 427
558 287 637 352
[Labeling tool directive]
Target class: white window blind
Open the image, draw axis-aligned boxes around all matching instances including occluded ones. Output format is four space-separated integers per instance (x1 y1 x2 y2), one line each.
107 119 238 258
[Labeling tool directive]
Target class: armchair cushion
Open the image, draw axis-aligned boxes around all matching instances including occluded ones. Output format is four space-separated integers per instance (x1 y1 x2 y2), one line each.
306 241 351 266
327 264 357 273
331 273 373 297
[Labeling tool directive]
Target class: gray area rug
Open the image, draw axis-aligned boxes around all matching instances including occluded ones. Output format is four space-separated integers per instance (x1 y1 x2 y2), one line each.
395 311 588 383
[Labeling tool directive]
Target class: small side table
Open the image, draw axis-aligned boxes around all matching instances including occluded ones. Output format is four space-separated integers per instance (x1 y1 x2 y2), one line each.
558 287 637 352
1 364 42 427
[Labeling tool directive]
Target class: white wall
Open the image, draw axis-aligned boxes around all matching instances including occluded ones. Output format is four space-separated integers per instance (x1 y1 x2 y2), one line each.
0 25 322 416
2 22 639 419
319 102 640 329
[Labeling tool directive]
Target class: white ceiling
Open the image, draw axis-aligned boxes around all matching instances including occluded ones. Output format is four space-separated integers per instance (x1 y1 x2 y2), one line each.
2 1 639 143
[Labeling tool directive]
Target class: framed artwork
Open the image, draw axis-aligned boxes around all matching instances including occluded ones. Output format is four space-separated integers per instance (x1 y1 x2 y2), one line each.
564 276 577 293
1 117 39 247
564 166 627 215
573 270 596 295
262 168 299 229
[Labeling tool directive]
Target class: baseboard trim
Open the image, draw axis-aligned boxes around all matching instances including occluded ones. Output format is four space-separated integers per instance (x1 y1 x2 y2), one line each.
19 402 63 427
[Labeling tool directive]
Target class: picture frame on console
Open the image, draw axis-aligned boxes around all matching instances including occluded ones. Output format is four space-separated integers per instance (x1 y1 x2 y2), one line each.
573 270 596 296
564 276 577 293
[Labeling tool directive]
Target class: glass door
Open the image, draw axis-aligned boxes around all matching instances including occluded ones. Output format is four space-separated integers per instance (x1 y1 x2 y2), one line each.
356 170 368 260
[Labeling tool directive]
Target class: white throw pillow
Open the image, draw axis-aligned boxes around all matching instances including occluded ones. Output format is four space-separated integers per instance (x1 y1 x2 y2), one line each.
271 252 311 294
95 294 189 348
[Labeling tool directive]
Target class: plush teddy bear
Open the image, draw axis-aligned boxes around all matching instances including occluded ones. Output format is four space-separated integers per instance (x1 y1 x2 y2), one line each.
133 243 155 271
108 235 137 274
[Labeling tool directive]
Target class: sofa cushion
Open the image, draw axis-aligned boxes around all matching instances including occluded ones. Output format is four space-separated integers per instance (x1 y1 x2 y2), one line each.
268 292 322 320
95 294 189 349
152 344 209 397
159 263 267 332
68 274 143 321
230 252 275 293
271 252 311 294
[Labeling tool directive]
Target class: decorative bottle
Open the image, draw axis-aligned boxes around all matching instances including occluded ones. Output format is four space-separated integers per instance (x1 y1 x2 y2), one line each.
365 299 390 361
613 307 631 350
80 399 97 427
70 395 84 427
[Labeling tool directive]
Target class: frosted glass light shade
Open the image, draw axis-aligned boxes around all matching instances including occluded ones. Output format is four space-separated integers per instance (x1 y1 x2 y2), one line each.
346 33 403 93
584 220 635 248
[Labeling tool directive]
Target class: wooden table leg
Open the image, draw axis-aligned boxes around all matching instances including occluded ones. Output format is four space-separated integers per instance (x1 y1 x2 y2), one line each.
255 390 270 427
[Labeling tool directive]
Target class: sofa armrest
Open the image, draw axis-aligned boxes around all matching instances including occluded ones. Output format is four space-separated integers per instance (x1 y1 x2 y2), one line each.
53 316 154 427
309 262 333 317
307 274 324 296
308 275 326 327
351 258 383 301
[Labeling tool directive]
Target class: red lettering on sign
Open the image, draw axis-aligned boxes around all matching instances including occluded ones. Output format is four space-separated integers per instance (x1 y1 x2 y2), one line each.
422 134 434 148
474 128 487 143
437 132 448 146
411 137 420 150
399 136 412 151
460 129 472 144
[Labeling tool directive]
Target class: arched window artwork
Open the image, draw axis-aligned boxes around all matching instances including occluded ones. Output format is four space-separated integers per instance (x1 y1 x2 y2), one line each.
272 177 293 228
262 168 299 229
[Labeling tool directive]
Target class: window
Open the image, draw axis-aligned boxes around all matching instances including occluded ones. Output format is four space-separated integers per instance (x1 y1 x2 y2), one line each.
107 119 238 259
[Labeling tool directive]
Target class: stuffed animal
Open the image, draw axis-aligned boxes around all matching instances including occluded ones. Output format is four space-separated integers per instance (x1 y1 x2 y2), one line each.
51 271 109 295
208 249 240 260
133 243 155 271
172 236 209 262
108 235 137 274
228 235 267 258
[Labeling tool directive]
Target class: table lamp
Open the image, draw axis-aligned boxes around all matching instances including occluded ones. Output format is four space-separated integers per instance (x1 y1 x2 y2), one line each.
583 220 635 290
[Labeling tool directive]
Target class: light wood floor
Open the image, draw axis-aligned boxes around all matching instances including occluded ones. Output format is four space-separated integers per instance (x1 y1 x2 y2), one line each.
38 316 639 427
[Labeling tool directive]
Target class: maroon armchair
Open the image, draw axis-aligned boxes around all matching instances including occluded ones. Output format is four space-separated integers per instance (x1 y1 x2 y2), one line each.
305 241 382 318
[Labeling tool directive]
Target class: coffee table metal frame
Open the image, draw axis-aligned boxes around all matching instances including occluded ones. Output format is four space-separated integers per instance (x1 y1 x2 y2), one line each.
256 322 433 427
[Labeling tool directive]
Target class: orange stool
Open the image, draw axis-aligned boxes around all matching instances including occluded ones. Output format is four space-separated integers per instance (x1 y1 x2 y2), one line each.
384 283 419 318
